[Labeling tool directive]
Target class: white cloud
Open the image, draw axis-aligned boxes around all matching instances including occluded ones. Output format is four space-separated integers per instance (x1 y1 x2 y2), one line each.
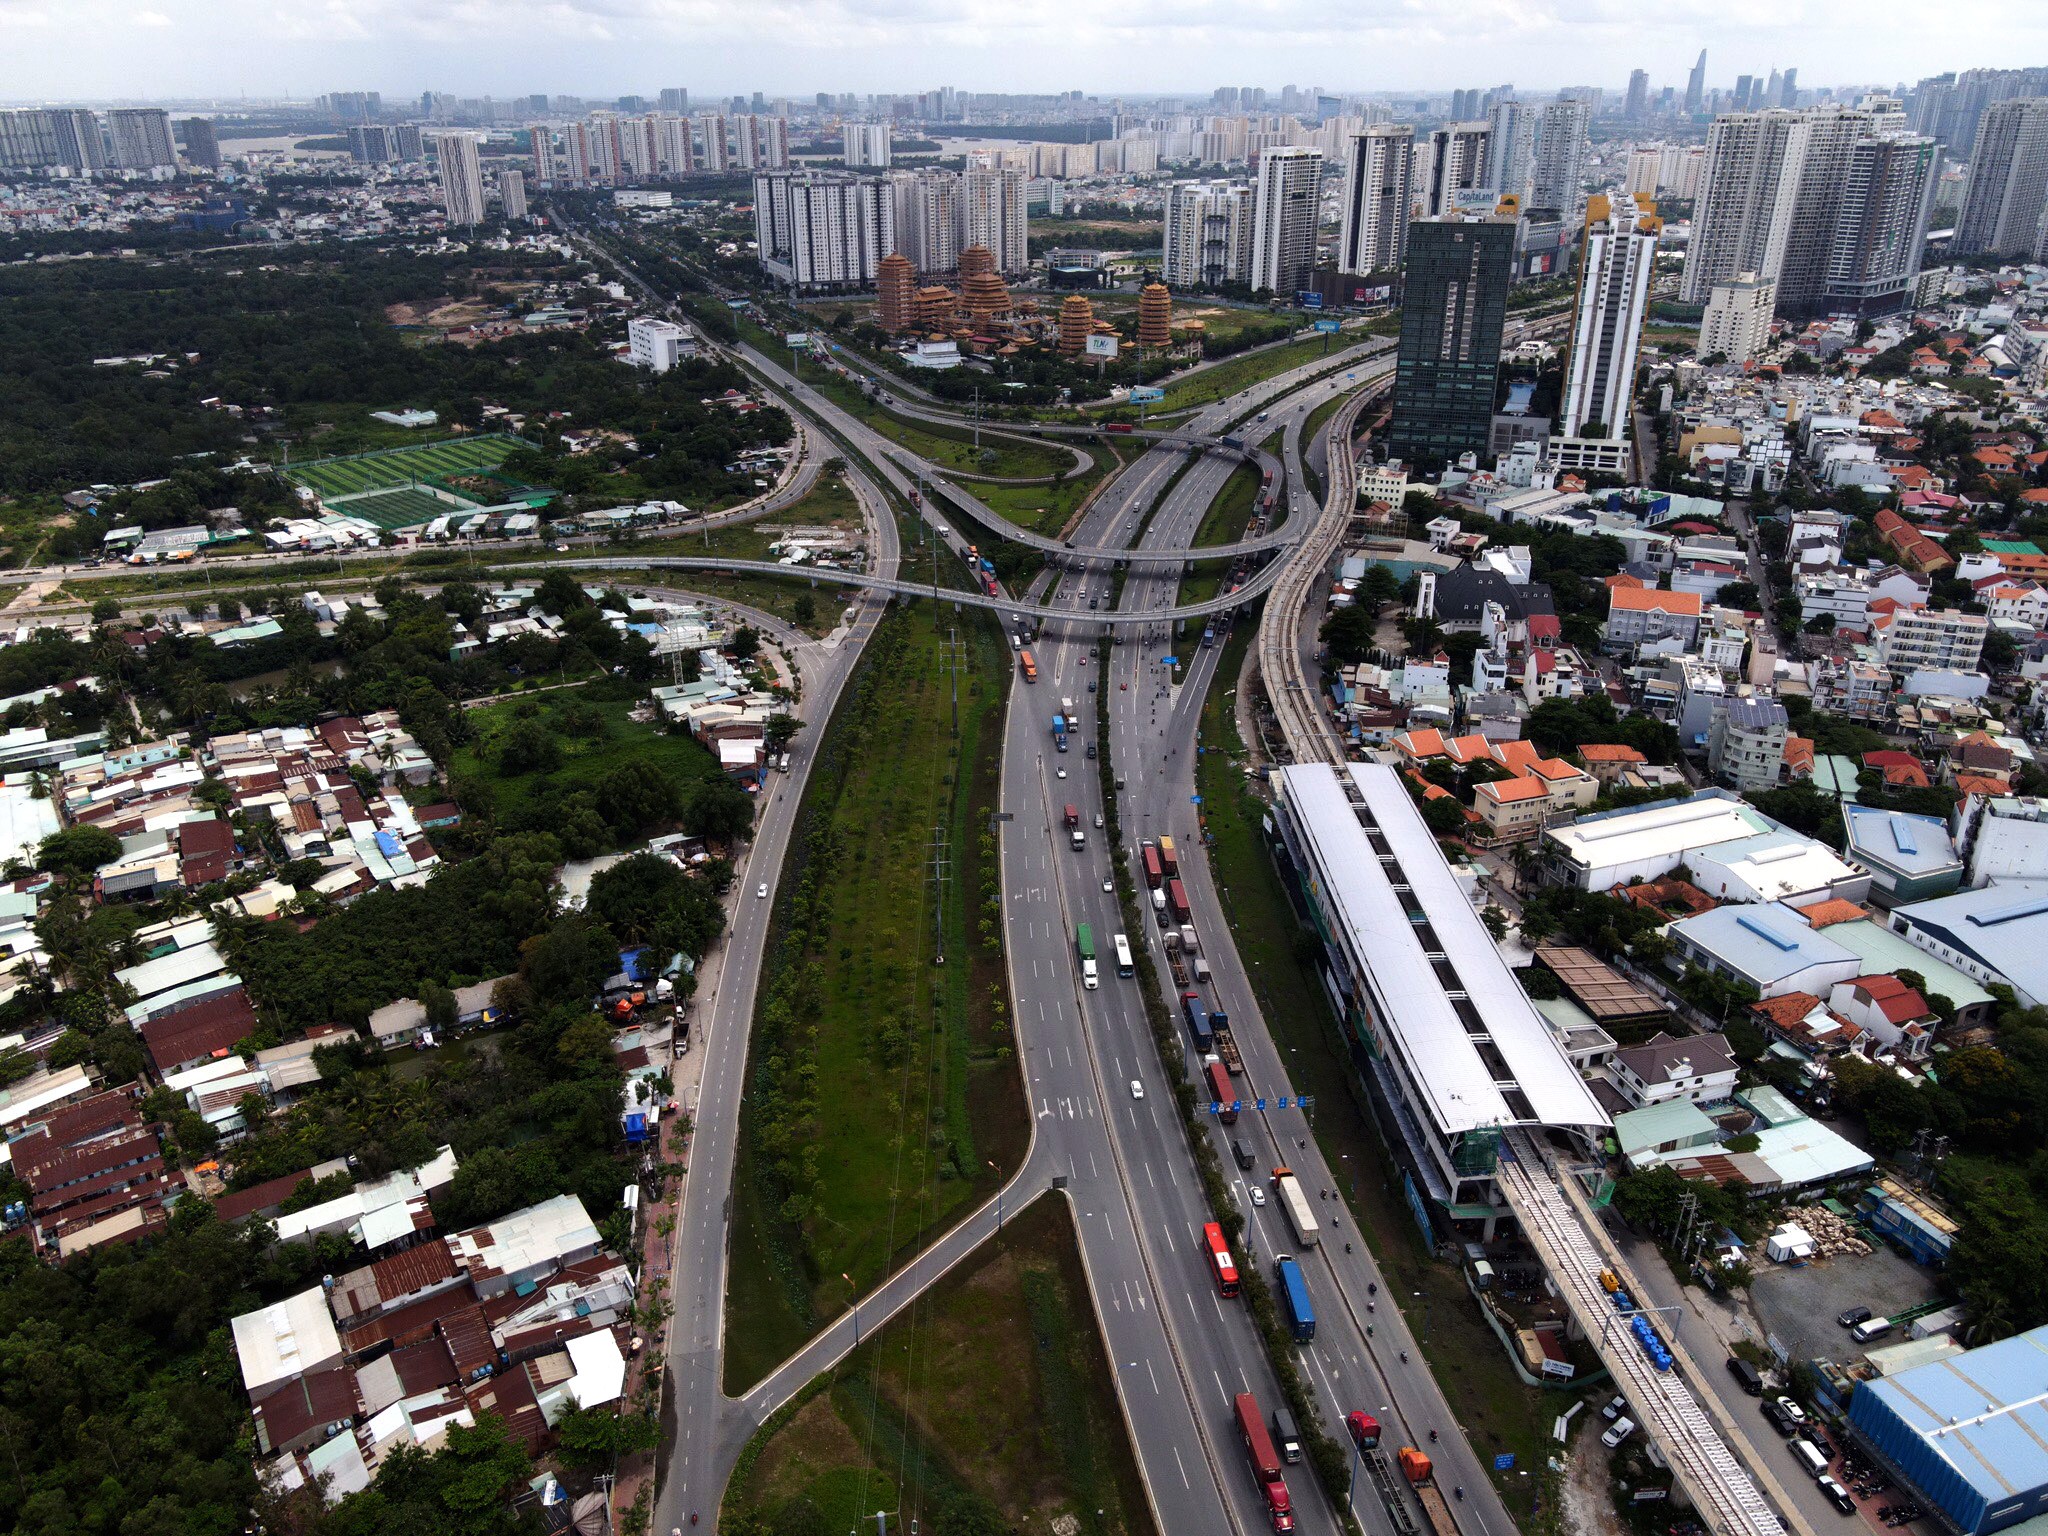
132 8 173 23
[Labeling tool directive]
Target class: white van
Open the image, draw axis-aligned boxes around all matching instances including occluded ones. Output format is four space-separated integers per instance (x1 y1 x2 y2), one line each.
1851 1316 1894 1345
1791 1439 1830 1479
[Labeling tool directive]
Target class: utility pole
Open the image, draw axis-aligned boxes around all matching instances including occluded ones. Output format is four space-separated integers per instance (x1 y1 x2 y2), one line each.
937 626 967 737
926 823 951 966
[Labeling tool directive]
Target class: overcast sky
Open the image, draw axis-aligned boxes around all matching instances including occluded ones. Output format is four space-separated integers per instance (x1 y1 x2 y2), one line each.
3 0 2043 103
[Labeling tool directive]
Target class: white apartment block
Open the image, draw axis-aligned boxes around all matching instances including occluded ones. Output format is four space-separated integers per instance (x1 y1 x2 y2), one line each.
1529 98 1591 216
1874 607 1988 677
1162 180 1252 288
1424 122 1492 216
498 169 527 221
1249 146 1324 294
436 133 486 227
1699 271 1776 364
889 170 962 274
1560 195 1659 437
963 165 1029 273
1336 127 1413 275
754 173 894 291
843 123 892 169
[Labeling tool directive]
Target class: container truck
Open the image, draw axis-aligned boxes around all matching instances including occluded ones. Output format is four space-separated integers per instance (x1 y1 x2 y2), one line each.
1019 650 1038 683
1052 714 1068 751
1206 1059 1237 1123
1141 842 1164 888
1063 804 1079 829
1275 1256 1316 1342
1074 924 1098 989
1168 879 1191 922
1271 1167 1320 1248
1181 991 1213 1052
1159 836 1180 877
1233 1393 1295 1533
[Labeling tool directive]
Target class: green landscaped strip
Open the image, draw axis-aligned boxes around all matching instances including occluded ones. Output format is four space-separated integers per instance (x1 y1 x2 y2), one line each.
723 601 1026 1391
725 1197 1153 1536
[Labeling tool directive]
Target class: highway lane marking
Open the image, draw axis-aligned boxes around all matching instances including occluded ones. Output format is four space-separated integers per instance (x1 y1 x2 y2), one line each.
1149 1359 1163 1398
1172 1444 1190 1487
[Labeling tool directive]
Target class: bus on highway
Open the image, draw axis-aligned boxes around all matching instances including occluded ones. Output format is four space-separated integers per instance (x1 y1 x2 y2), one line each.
1201 1221 1240 1298
1270 1167 1320 1248
1113 932 1134 977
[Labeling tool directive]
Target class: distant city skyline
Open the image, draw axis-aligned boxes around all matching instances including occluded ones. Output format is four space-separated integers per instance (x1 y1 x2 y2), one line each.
3 0 2045 102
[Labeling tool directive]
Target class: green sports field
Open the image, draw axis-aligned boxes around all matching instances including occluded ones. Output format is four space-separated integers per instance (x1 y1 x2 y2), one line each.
285 433 530 501
336 486 464 530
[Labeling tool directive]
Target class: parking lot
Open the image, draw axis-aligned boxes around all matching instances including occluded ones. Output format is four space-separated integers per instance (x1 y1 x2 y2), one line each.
1747 1244 1943 1372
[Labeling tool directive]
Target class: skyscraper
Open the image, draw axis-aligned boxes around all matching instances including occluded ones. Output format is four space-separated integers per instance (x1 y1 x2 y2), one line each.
964 164 1029 273
698 116 729 174
0 109 108 172
659 88 690 114
1734 76 1756 112
1162 180 1253 288
1560 195 1660 437
1484 98 1533 203
499 169 527 220
108 108 177 170
1625 70 1650 123
1685 52 1708 117
735 115 790 171
1685 106 1934 317
393 125 425 163
348 124 396 165
1529 98 1591 217
1954 98 2048 256
1248 145 1323 295
437 134 486 226
657 116 695 176
179 118 220 170
1824 132 1940 314
1424 122 1492 216
1336 127 1413 274
843 123 891 169
1778 69 1799 108
1387 208 1516 466
889 169 962 273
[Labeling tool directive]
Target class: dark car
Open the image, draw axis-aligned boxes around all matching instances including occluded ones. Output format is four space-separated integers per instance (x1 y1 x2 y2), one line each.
1762 1400 1796 1437
1837 1306 1874 1328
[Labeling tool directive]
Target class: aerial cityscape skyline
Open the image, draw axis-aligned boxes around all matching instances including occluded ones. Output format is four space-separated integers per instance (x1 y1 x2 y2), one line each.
3 0 2045 99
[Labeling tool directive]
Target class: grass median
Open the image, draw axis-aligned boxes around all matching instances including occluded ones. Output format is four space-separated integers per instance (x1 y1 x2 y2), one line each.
723 599 1028 1392
722 1194 1154 1536
1193 630 1563 1530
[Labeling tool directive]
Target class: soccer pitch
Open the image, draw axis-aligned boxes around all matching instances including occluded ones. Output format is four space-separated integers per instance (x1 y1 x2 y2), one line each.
285 433 528 501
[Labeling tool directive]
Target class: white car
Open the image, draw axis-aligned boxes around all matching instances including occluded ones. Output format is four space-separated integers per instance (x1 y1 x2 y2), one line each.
756 883 768 899
1129 1079 1145 1100
1102 879 1113 893
1056 767 1068 778
1250 1186 1267 1208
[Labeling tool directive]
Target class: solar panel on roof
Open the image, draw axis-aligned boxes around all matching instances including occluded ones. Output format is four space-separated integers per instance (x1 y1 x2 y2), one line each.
1737 913 1799 952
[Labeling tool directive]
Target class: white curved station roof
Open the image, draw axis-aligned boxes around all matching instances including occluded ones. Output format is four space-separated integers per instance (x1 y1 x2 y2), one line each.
1281 762 1610 1137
